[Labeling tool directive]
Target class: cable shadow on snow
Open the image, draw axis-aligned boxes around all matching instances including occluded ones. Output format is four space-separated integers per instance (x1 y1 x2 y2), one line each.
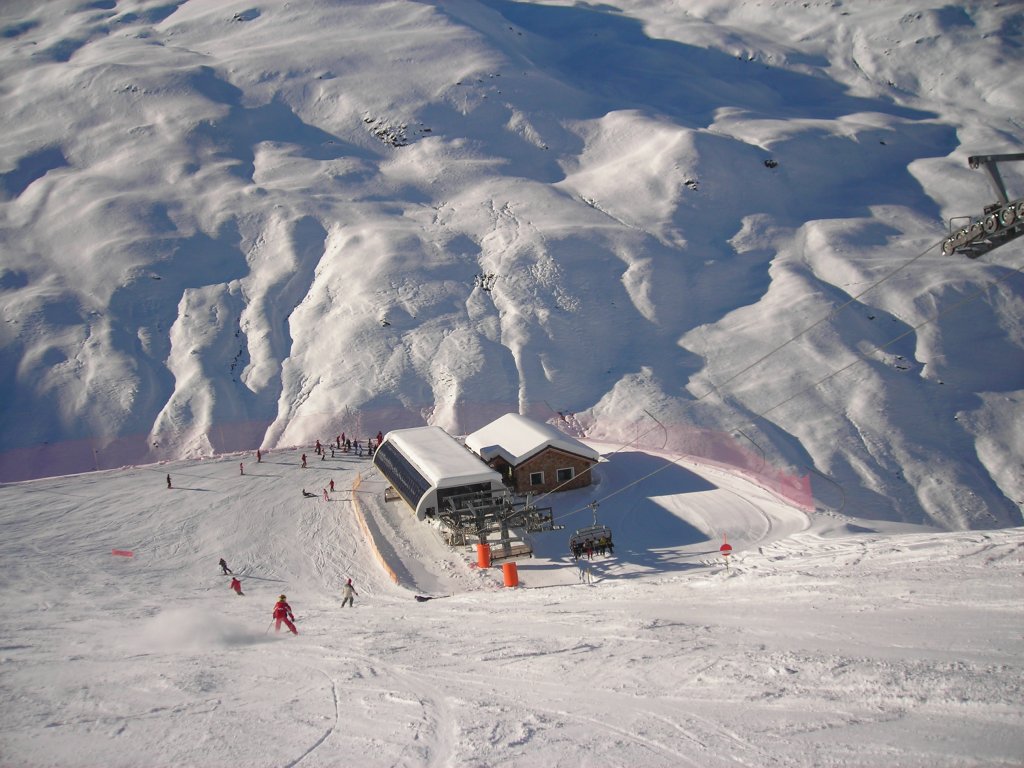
530 451 721 578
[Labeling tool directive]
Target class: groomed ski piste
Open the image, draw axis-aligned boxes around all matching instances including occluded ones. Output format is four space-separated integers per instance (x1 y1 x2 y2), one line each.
0 443 1020 768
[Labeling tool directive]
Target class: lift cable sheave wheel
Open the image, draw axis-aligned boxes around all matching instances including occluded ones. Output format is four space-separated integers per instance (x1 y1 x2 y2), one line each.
944 153 1024 258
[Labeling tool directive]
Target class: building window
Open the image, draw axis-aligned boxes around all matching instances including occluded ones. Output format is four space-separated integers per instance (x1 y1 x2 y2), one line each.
556 467 575 483
530 471 544 486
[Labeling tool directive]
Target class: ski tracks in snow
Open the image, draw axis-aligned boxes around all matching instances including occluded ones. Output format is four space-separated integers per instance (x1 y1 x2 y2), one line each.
281 668 340 768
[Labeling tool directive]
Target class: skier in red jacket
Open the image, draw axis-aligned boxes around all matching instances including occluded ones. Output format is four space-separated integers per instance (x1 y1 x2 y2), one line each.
230 577 244 596
273 595 298 634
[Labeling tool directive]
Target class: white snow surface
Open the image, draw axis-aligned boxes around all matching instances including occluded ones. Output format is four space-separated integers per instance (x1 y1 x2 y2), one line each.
0 444 1021 767
465 412 600 464
0 0 1023 532
1 1 1023 763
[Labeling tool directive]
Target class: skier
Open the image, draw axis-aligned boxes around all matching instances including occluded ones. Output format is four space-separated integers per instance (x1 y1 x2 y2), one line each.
341 579 358 608
166 474 172 489
336 434 341 450
302 489 316 498
377 431 383 445
273 595 298 634
322 488 329 501
239 462 244 476
219 558 232 575
230 577 244 596
329 479 335 493
301 453 307 468
256 448 262 463
315 439 322 455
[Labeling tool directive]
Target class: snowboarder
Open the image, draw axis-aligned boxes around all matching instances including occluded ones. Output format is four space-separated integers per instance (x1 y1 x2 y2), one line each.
230 577 244 596
219 558 232 575
301 453 307 468
341 579 358 608
273 595 298 634
166 474 172 489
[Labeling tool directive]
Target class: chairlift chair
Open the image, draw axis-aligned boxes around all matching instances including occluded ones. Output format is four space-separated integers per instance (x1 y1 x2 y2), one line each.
568 501 613 553
568 524 614 551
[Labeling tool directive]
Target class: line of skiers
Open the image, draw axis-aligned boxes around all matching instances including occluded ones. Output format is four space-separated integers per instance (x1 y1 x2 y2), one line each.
311 431 385 460
570 536 614 560
166 432 387 486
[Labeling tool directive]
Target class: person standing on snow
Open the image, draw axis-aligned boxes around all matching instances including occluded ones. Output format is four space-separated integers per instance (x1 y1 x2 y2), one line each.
166 474 172 489
219 558 232 575
301 453 307 468
230 577 244 596
341 579 358 608
273 595 298 634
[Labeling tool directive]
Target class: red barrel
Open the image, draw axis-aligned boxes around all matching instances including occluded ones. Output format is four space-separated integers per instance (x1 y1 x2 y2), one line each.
477 543 492 568
502 561 519 587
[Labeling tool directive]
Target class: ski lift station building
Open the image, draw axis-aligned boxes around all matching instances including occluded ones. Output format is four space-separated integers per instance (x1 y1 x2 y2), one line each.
372 426 505 520
465 413 600 494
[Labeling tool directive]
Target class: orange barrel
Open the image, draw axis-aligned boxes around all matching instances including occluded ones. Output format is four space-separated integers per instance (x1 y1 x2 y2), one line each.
477 543 492 568
502 561 519 587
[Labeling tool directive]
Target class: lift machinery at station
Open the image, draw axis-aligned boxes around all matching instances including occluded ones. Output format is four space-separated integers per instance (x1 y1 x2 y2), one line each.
943 153 1024 258
436 486 556 564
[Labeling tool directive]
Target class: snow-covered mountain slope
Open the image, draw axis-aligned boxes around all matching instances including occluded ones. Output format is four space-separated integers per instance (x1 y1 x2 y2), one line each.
0 0 1022 530
0 446 1020 767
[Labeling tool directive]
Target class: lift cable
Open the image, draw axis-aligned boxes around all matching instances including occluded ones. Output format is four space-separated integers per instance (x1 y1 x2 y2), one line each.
756 257 1024 420
694 238 942 403
486 414 668 534
553 252 1023 527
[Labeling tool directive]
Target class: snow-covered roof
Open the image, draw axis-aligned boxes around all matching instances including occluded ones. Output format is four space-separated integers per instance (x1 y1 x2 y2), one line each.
464 413 600 466
384 426 500 487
